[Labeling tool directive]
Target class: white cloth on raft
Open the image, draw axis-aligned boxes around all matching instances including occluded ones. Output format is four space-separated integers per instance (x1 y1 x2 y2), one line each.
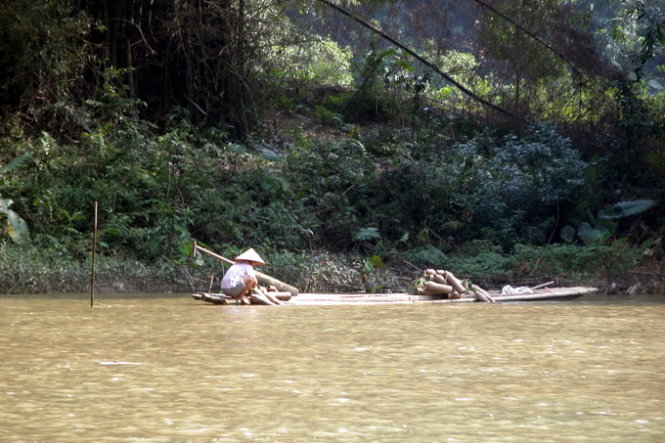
501 285 534 295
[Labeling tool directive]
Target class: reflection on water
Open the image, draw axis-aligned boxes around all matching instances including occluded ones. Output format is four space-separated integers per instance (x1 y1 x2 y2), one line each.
2 294 664 441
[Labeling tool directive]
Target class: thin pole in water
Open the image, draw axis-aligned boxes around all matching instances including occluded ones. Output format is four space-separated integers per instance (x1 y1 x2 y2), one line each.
90 201 98 307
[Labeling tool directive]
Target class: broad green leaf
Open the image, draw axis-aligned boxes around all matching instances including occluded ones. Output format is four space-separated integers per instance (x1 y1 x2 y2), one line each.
577 222 606 245
598 199 657 219
560 224 576 243
0 153 31 175
0 198 29 244
353 226 381 241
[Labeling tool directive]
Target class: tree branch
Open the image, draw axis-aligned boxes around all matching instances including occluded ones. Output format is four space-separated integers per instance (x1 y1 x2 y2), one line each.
315 0 523 122
470 0 580 76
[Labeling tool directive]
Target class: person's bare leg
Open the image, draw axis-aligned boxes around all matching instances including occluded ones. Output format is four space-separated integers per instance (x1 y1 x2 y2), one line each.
236 275 258 304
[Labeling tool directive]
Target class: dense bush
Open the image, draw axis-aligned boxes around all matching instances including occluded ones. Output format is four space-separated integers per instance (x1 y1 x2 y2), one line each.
450 124 588 248
353 123 588 254
0 115 600 267
283 139 377 249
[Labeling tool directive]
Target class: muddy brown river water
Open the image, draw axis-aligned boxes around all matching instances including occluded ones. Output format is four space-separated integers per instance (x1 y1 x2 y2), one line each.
1 293 664 442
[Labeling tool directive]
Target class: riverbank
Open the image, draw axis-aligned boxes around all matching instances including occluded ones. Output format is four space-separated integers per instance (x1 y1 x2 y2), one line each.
1 243 662 295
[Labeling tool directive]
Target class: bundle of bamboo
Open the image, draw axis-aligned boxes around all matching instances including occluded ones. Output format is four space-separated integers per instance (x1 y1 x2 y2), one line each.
251 285 293 304
193 285 293 305
416 269 495 303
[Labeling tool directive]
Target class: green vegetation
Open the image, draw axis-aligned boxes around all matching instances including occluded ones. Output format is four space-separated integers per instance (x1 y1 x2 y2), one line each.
1 0 663 294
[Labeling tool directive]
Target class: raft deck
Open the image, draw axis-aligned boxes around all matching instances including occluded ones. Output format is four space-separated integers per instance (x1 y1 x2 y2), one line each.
193 286 598 306
290 287 597 305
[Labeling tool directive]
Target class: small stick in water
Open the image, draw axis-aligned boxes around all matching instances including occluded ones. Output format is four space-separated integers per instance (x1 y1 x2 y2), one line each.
90 201 98 308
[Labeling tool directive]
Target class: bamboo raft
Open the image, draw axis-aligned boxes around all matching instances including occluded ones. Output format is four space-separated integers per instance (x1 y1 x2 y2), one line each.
192 286 598 306
190 245 597 306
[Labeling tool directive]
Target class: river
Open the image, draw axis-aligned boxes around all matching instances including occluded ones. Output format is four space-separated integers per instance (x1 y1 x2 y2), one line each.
1 293 664 442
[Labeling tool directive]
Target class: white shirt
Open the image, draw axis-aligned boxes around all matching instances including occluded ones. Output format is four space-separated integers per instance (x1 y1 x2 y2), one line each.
221 263 255 289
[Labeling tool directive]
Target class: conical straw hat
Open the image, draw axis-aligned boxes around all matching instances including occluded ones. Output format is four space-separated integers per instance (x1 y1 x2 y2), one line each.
235 248 266 265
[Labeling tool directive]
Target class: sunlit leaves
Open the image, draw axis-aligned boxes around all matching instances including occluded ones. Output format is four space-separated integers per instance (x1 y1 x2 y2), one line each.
268 38 354 87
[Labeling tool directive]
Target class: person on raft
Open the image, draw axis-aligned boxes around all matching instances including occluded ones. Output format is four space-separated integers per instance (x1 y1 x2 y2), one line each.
220 248 283 305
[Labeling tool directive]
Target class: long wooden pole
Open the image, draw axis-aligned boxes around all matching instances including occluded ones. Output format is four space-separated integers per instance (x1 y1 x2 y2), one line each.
90 201 98 307
194 243 234 265
193 243 299 295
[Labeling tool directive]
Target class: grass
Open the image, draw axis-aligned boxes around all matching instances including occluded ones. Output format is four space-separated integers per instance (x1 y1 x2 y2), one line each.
0 243 187 294
1 242 661 295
